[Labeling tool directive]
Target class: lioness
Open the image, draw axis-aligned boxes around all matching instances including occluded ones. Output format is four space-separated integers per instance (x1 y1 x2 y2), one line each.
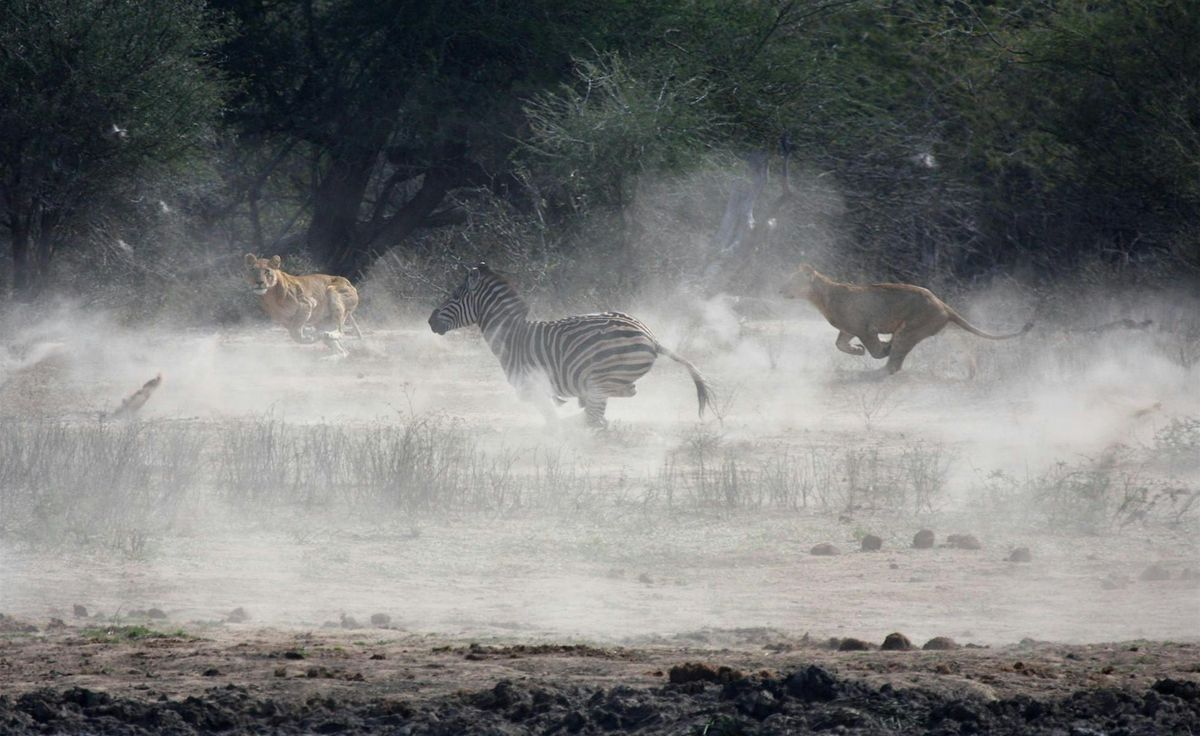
780 264 1032 374
244 254 362 355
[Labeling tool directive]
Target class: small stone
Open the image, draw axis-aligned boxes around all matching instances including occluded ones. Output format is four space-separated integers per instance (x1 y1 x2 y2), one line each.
810 542 840 556
922 636 960 651
370 613 391 627
340 614 361 629
945 534 981 550
72 605 88 619
203 668 221 677
369 653 386 660
912 529 935 549
1008 547 1032 563
146 608 167 620
47 618 67 630
637 573 654 584
880 632 913 651
1140 564 1171 581
837 637 872 652
283 650 306 660
860 534 883 552
226 607 249 623
274 667 287 677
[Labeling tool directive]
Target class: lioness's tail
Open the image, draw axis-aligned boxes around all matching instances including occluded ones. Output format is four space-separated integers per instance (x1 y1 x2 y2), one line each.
655 344 711 418
947 309 1034 340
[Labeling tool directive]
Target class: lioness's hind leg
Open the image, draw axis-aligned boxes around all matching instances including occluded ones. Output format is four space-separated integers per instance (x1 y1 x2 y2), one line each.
861 334 891 359
885 323 941 374
835 331 866 356
323 286 349 341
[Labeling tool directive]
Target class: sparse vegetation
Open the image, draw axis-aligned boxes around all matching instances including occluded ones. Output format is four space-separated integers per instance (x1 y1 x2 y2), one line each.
81 625 194 643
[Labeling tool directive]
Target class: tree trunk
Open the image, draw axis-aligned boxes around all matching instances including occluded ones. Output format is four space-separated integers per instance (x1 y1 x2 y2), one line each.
306 146 379 276
363 166 455 261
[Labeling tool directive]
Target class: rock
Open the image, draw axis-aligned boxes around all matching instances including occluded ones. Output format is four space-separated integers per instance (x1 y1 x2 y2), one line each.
881 632 914 651
1102 574 1132 590
369 653 386 660
274 667 287 677
226 607 249 623
668 662 743 684
810 542 840 556
145 608 167 619
784 665 839 701
923 636 960 651
202 668 221 677
837 637 873 652
72 605 88 619
340 614 361 629
369 613 391 627
283 650 306 660
946 534 981 550
1140 564 1171 581
860 534 883 551
912 529 935 549
637 573 654 584
1008 547 1032 562
46 618 67 631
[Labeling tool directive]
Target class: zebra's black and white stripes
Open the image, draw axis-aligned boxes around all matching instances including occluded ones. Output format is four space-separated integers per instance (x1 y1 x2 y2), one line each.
428 263 710 426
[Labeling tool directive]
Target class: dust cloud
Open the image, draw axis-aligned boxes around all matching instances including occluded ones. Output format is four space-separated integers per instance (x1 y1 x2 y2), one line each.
1 263 1197 649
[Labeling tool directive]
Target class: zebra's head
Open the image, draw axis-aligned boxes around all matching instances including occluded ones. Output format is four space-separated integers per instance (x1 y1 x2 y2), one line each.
428 262 496 335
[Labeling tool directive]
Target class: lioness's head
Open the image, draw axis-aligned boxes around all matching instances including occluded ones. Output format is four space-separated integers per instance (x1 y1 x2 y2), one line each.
780 263 818 300
245 253 283 295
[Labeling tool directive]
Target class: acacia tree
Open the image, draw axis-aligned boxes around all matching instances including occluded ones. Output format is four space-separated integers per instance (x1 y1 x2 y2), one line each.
0 0 223 297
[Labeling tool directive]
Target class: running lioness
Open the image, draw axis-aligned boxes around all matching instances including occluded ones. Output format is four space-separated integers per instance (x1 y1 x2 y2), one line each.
244 254 362 355
780 264 1033 374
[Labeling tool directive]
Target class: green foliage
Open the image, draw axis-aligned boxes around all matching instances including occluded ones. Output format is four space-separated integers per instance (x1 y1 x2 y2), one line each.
524 53 720 211
0 0 224 293
4 0 1199 304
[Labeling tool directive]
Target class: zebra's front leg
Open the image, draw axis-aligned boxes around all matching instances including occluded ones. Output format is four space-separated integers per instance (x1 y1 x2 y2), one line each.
583 394 608 429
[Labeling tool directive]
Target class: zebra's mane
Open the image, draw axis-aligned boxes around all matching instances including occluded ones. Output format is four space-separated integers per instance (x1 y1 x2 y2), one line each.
481 269 531 319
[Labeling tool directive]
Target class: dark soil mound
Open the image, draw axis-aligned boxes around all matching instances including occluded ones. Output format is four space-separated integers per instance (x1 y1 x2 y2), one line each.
1008 547 1033 563
945 534 982 550
923 637 961 651
3 667 1196 735
860 534 883 551
881 632 914 651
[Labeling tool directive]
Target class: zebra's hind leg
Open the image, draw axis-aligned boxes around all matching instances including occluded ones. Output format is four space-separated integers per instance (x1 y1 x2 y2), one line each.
583 395 608 429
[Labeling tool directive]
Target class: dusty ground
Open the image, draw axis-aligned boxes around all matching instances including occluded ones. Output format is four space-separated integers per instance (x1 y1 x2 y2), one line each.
1 300 1198 733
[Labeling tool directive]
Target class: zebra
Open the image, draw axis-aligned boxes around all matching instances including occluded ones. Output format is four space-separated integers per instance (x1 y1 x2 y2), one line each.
428 263 711 427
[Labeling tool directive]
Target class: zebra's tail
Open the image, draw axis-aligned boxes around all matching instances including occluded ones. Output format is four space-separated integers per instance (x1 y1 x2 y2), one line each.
656 344 711 419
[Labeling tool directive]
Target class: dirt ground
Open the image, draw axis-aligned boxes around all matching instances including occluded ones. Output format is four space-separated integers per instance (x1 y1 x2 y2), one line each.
1 619 1198 734
1 302 1198 733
